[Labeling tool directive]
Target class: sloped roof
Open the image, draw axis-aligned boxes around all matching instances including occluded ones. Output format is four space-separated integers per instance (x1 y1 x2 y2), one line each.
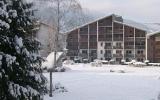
64 14 160 36
64 14 148 33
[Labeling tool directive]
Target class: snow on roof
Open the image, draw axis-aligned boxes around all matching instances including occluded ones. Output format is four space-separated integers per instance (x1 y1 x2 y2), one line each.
144 23 160 32
42 52 63 69
64 14 160 37
64 14 151 34
144 23 160 37
63 14 114 34
123 19 149 31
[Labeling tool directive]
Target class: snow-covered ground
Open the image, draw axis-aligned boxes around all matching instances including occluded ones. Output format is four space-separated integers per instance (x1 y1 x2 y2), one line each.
44 64 160 100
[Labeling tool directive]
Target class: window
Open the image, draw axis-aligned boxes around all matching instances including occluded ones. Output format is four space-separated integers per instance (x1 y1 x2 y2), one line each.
101 43 103 46
105 43 111 47
82 50 87 54
116 50 122 54
137 50 143 54
105 50 111 54
116 42 122 47
100 50 103 54
126 50 132 54
137 58 143 62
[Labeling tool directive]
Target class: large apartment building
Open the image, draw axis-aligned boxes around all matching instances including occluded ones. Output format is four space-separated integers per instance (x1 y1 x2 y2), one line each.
66 14 160 63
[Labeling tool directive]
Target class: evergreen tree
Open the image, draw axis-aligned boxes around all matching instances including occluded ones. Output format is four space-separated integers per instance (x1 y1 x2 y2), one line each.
0 0 47 99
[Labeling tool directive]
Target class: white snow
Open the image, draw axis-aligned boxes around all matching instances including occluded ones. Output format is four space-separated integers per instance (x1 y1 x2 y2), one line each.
44 64 160 100
0 19 10 29
5 54 16 66
42 52 63 69
9 10 17 18
15 36 23 48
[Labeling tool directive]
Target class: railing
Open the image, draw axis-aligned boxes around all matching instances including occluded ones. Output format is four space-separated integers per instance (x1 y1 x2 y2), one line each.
124 45 134 49
113 54 123 57
136 54 145 57
113 46 123 49
104 54 112 57
105 38 112 41
125 54 134 57
113 38 123 41
124 37 134 41
135 46 145 49
135 38 145 41
104 46 112 49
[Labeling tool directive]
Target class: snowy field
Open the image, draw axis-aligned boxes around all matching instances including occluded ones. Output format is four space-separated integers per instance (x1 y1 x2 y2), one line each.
44 64 160 100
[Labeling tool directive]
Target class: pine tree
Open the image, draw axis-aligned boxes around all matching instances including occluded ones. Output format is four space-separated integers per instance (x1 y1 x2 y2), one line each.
0 0 47 100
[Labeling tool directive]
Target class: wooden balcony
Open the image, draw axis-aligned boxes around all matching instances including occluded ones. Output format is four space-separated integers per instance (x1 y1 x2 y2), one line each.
113 37 123 41
136 54 145 57
135 37 145 41
124 45 134 49
124 37 134 41
104 46 112 49
113 46 123 49
125 54 134 57
105 38 112 41
113 54 123 57
135 46 145 49
104 54 112 58
113 29 123 34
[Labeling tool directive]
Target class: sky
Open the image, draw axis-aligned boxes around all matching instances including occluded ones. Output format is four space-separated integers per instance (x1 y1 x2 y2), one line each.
79 0 160 23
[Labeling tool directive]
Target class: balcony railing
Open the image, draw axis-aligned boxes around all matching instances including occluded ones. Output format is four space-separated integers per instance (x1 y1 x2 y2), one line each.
135 38 145 41
135 46 145 49
113 46 123 49
125 54 134 57
124 37 134 41
136 54 145 57
104 54 112 58
124 45 134 49
105 38 112 41
113 38 123 41
113 54 123 57
104 46 112 49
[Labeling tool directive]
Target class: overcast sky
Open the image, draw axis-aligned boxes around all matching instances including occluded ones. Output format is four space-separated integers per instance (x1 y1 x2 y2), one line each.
79 0 160 23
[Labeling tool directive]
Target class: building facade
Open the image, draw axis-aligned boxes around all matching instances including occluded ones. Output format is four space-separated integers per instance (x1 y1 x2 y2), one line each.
147 32 160 63
66 14 159 63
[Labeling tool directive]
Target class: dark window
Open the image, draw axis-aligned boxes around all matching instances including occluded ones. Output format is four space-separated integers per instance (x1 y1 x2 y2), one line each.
137 50 143 54
126 50 132 54
101 43 103 46
82 50 88 54
100 50 103 54
116 42 122 47
116 50 122 54
105 43 111 46
105 50 111 54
